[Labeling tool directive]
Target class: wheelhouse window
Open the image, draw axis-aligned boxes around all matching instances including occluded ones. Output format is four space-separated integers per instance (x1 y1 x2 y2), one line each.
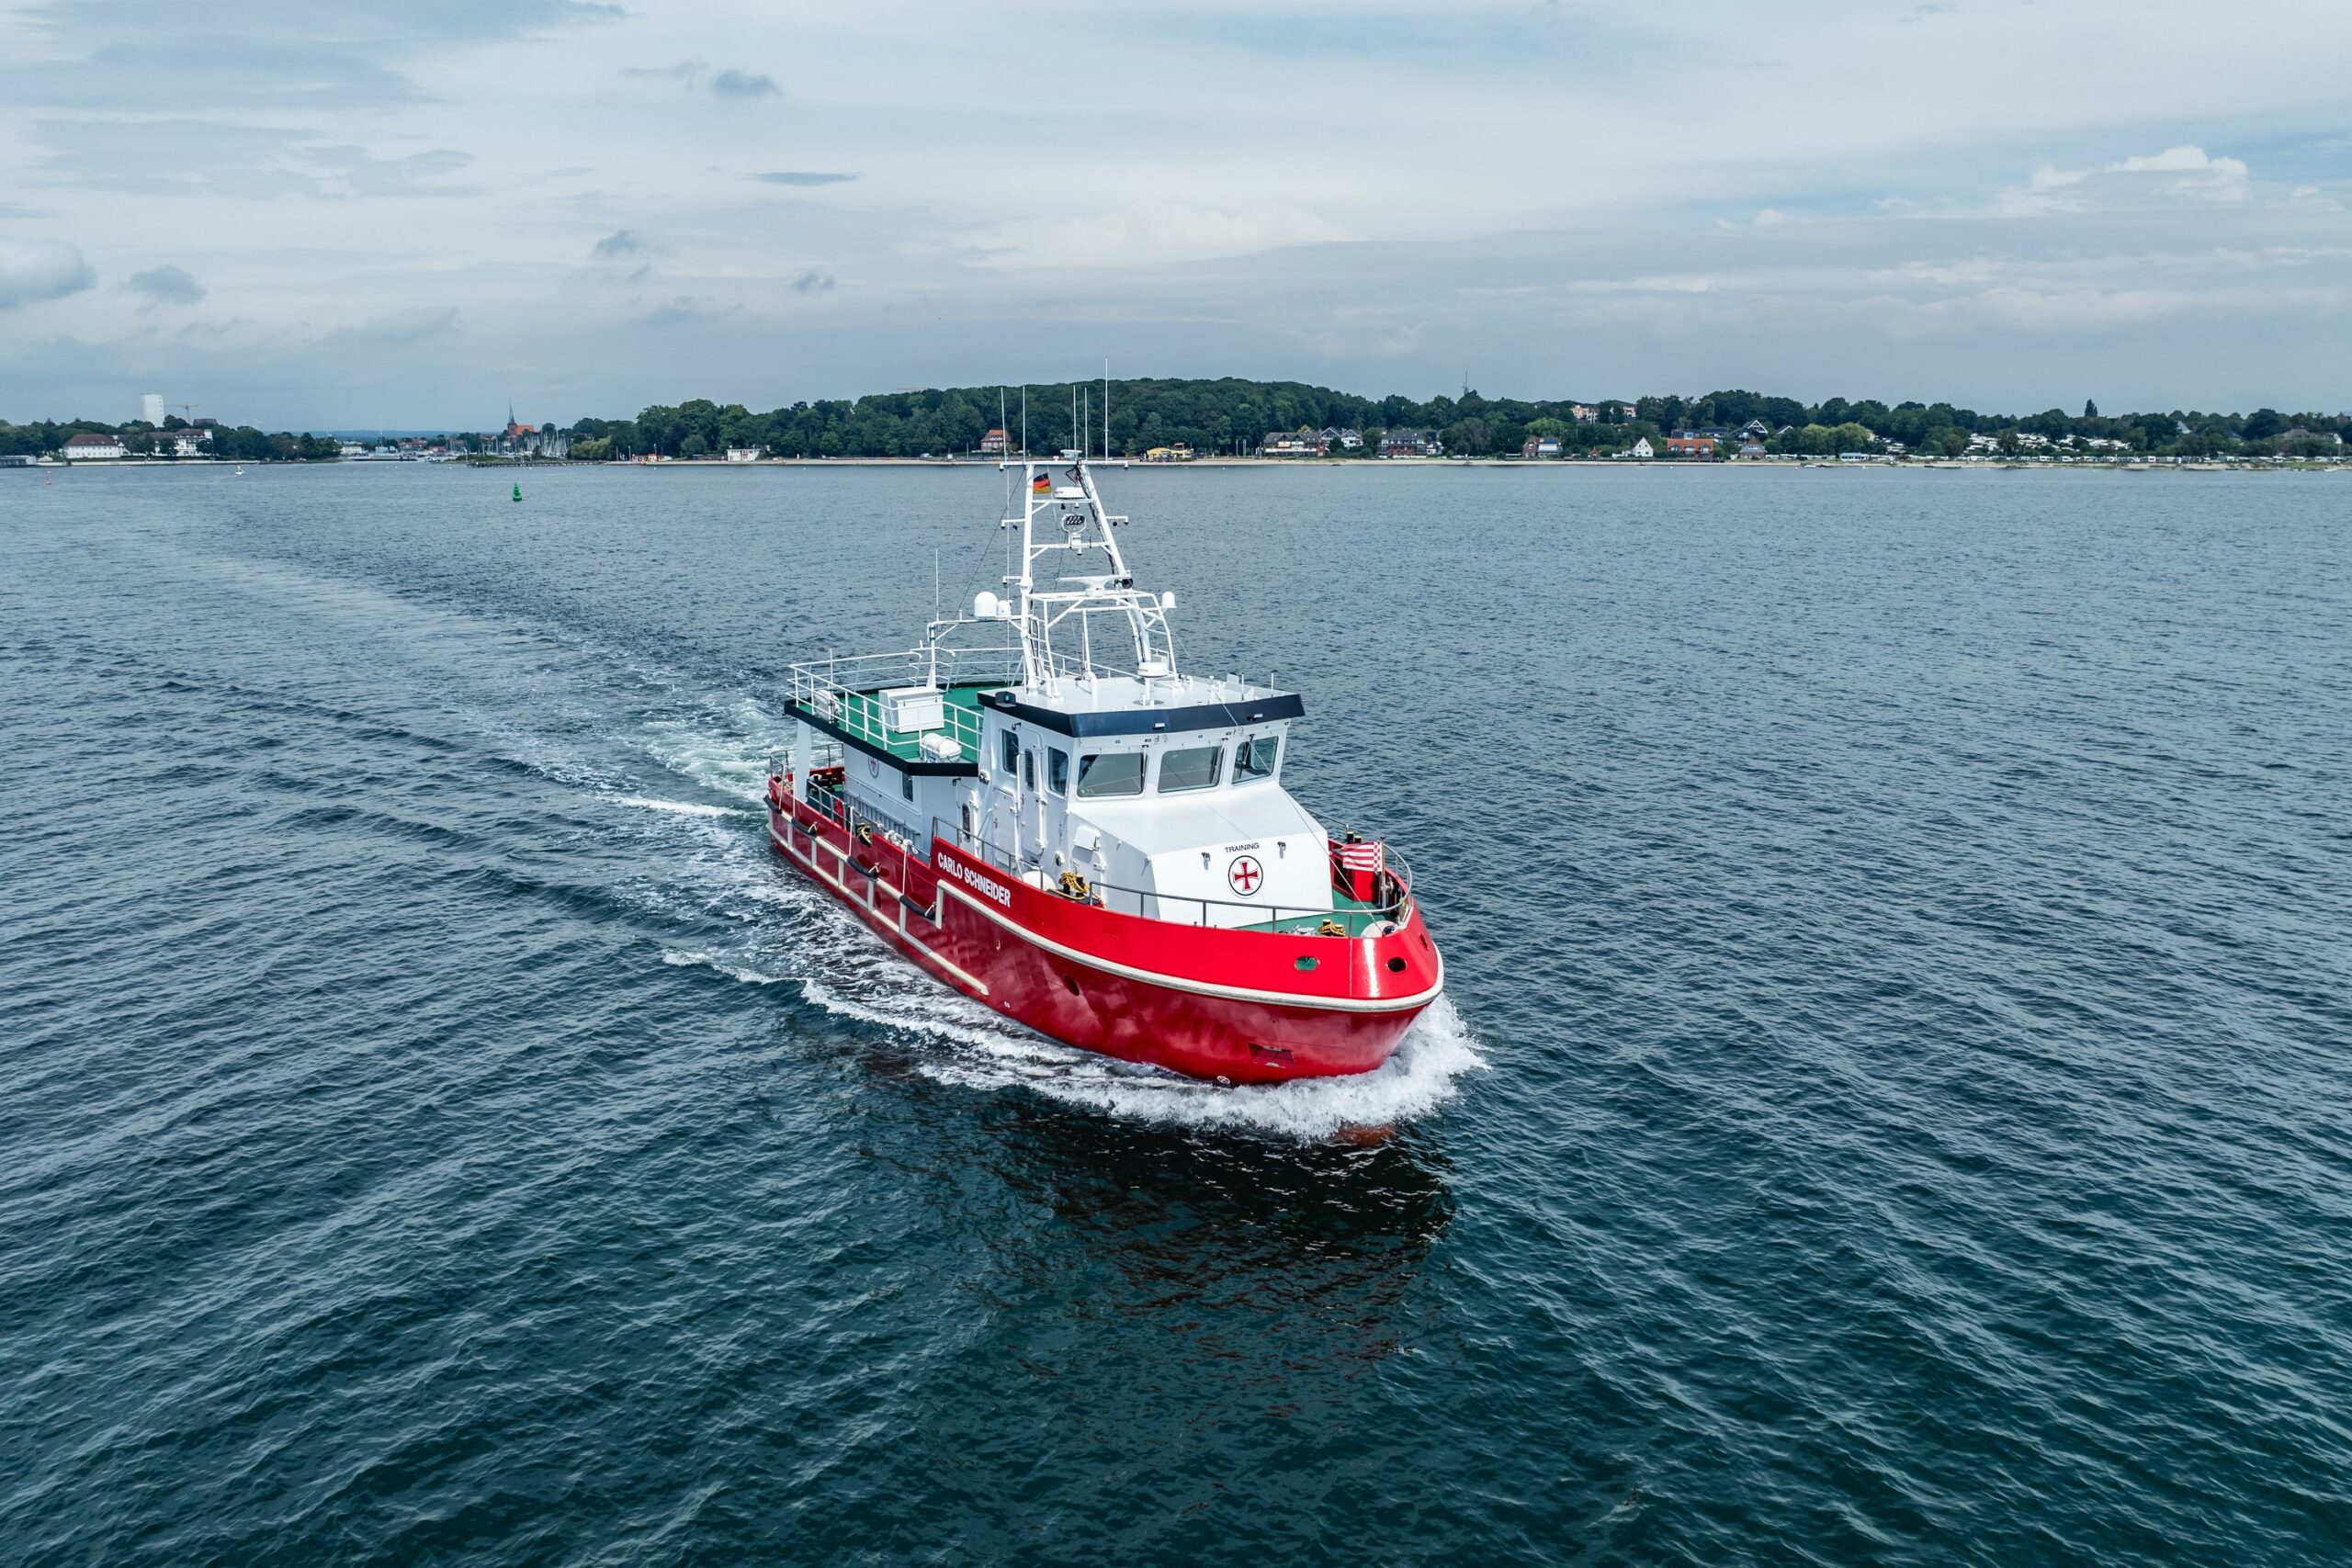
999 730 1020 778
1236 734 1280 781
1076 751 1145 797
1046 748 1069 795
1021 750 1036 791
1158 744 1224 794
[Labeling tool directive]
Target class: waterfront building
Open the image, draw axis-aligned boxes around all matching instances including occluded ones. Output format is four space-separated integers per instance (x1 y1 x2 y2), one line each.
1626 436 1654 459
1665 434 1716 457
1378 427 1440 457
64 433 126 460
1260 428 1327 457
980 427 1008 455
1521 434 1563 458
725 446 763 462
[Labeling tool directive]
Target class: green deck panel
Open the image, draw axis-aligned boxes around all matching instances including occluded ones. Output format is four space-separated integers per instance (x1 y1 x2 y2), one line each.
797 681 995 764
1234 887 1399 937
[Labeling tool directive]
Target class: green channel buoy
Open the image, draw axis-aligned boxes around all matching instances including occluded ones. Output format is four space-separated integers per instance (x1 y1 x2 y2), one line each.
512 482 522 502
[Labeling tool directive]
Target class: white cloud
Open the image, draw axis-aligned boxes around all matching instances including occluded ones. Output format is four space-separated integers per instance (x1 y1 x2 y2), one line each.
708 69 779 98
1999 144 2254 215
4 1 2350 421
968 204 1356 271
127 264 206 304
0 239 96 310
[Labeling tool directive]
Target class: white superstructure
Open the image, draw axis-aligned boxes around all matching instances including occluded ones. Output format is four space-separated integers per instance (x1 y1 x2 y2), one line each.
785 451 1359 931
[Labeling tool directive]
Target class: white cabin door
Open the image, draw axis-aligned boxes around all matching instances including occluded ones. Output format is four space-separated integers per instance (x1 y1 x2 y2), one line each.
1021 746 1046 863
992 726 1024 863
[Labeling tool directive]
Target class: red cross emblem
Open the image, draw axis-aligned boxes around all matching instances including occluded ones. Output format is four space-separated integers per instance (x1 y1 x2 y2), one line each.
1227 855 1263 896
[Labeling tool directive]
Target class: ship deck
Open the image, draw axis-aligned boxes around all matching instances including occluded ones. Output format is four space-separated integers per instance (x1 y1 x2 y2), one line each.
1231 887 1396 938
793 680 995 764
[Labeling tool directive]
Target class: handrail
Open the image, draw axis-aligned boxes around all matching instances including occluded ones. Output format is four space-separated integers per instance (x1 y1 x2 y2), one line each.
785 649 1007 763
797 773 926 856
927 816 1414 935
785 632 1191 722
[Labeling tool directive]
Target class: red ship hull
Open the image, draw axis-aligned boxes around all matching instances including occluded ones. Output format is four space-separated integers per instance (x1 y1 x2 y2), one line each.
765 784 1442 1085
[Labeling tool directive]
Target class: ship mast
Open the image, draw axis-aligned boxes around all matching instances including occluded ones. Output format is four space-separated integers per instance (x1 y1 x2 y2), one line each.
998 446 1174 694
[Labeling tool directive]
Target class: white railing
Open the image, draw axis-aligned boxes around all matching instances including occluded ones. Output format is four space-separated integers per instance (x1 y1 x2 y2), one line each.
784 632 1208 765
786 646 1019 762
932 817 1417 936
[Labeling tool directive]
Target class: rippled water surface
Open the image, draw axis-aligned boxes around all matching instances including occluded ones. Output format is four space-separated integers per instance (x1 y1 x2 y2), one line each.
5 462 2350 1564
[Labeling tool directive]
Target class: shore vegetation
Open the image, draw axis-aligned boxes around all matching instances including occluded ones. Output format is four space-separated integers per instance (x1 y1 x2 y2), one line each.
8 383 2344 464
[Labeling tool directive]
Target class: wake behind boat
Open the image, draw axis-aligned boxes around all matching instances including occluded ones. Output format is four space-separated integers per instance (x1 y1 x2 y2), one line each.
765 450 1442 1084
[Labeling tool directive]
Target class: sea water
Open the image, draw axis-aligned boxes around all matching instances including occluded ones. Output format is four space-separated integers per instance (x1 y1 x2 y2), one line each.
3 461 2347 1563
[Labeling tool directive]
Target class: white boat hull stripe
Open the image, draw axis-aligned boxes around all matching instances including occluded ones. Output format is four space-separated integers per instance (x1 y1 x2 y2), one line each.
938 880 1442 1013
770 826 990 996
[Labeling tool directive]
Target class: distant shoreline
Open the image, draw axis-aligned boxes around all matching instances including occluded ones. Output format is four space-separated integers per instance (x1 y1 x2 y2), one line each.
592 456 2351 474
23 455 2347 475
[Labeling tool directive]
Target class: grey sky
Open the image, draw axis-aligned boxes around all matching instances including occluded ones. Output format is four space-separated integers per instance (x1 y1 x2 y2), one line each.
2 0 2346 428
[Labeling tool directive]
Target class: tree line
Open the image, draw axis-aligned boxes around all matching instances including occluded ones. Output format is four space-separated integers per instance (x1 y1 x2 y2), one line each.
8 381 2345 463
564 382 2348 461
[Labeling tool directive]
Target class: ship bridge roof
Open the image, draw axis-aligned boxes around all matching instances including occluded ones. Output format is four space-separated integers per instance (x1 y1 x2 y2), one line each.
1074 785 1325 861
987 673 1301 738
786 671 1300 773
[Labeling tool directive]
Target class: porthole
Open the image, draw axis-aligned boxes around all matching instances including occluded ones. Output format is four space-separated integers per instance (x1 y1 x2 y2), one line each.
1386 956 1408 973
1294 955 1317 972
1062 976 1081 998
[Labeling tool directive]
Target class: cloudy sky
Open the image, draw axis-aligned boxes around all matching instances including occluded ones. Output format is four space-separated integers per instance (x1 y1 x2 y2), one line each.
3 0 2347 428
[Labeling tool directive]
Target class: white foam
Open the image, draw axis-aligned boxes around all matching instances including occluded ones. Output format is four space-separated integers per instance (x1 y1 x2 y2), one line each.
1007 996 1487 1139
639 709 792 805
660 948 788 985
618 795 752 818
800 936 1486 1139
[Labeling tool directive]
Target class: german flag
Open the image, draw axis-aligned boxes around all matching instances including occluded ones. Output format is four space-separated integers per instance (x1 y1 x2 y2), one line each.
1032 471 1051 494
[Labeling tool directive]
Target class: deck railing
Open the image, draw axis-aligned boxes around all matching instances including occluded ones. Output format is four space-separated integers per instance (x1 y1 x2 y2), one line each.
783 638 1244 767
929 817 1415 936
785 647 1018 763
797 777 930 863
